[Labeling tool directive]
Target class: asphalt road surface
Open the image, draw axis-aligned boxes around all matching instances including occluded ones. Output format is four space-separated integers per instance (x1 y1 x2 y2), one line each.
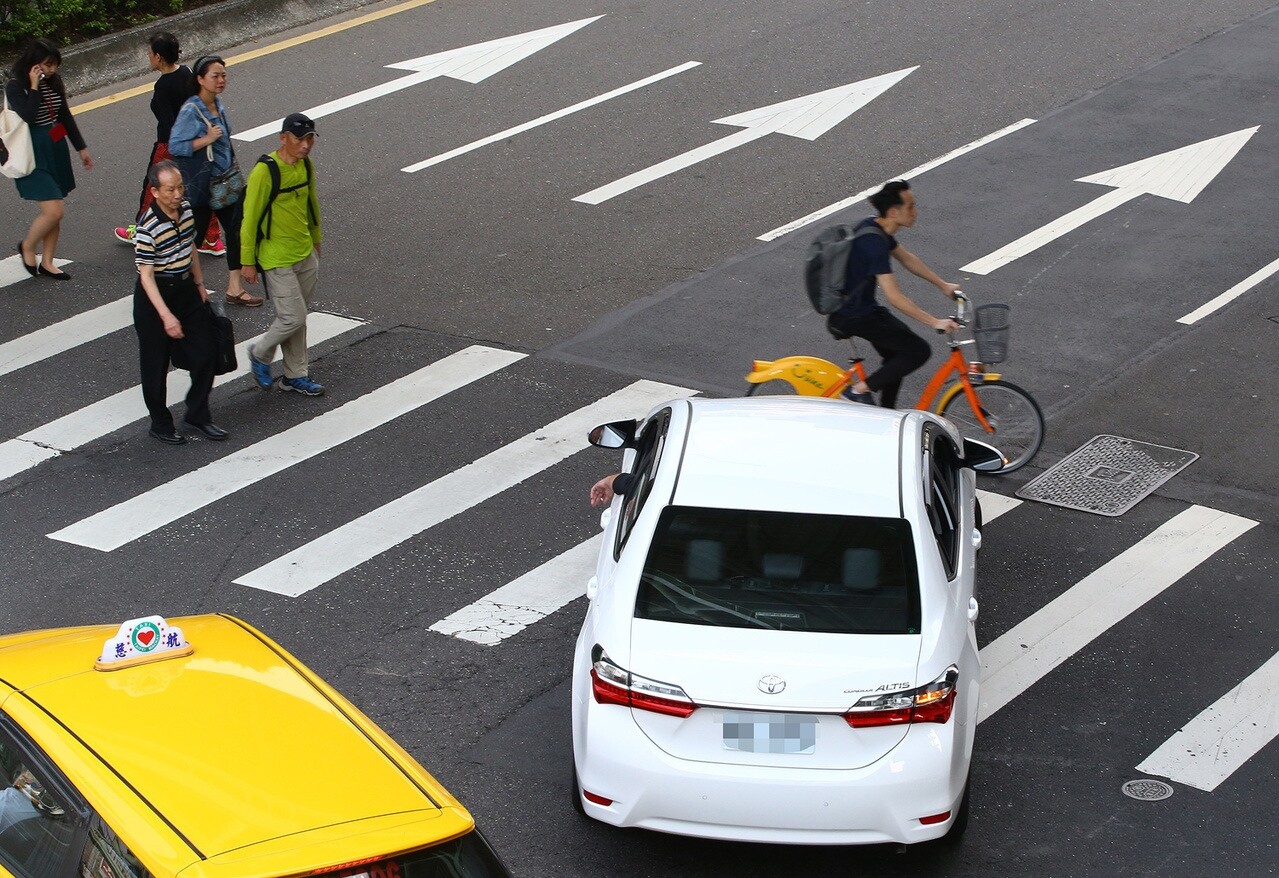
2 0 1277 875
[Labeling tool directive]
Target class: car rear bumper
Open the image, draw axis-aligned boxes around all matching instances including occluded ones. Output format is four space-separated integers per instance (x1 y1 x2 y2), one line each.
576 704 969 845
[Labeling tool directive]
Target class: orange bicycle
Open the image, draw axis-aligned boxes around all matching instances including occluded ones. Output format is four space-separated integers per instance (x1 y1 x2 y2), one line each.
745 294 1045 472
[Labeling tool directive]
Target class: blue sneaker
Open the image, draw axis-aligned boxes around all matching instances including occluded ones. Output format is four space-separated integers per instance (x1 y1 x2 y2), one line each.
248 349 273 390
280 375 325 396
841 387 876 406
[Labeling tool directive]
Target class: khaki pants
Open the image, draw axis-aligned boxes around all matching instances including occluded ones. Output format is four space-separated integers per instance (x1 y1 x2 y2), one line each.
253 250 319 379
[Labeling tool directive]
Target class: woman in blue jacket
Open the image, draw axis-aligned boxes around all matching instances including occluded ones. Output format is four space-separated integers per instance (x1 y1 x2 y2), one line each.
168 55 257 306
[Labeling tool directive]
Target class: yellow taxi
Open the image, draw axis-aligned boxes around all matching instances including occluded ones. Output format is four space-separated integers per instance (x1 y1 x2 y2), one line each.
0 614 512 878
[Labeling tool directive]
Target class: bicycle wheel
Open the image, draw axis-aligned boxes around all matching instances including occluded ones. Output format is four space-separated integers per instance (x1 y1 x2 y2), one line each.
937 379 1044 473
744 380 800 396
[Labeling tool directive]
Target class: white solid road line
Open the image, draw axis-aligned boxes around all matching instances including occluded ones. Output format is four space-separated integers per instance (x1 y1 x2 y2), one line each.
436 489 1020 646
1137 650 1279 792
47 345 525 551
1178 255 1279 324
0 288 118 378
0 256 71 291
0 313 364 483
235 379 693 597
430 534 603 644
403 62 701 173
757 119 1036 241
978 505 1257 723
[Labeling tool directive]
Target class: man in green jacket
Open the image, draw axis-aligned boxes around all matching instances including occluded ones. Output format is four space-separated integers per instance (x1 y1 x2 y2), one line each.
240 112 325 395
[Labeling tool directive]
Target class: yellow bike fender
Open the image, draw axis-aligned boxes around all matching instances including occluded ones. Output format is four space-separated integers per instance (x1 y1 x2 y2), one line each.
745 356 847 396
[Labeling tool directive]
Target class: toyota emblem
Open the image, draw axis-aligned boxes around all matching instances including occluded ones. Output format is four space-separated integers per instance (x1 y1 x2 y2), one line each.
758 674 786 695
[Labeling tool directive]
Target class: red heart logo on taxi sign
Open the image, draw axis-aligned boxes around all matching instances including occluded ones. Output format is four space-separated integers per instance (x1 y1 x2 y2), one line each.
137 629 156 647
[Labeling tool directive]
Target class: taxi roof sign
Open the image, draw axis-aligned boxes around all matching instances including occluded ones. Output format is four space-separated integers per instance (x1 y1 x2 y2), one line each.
95 615 193 671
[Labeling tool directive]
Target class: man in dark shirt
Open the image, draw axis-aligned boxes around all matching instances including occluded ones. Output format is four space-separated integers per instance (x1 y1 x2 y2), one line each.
827 180 961 408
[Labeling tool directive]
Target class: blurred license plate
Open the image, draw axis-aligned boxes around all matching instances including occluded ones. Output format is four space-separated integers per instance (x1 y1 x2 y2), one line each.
721 712 816 754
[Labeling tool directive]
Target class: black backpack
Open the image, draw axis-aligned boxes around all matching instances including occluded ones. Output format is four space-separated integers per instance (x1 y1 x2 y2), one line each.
804 223 887 314
253 153 316 248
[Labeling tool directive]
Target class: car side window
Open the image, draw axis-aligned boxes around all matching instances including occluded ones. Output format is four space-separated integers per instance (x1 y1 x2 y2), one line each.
614 409 672 558
80 815 152 878
0 721 81 878
922 429 961 579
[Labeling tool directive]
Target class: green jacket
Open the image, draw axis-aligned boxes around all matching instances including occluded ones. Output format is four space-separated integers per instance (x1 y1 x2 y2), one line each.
239 151 322 270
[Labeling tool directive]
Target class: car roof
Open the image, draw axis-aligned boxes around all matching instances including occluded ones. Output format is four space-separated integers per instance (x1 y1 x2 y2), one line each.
0 615 468 868
668 397 908 518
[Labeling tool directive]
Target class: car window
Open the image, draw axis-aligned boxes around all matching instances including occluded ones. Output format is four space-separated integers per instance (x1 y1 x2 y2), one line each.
635 506 921 634
613 409 671 558
0 723 81 878
922 430 962 579
80 815 152 878
330 829 511 877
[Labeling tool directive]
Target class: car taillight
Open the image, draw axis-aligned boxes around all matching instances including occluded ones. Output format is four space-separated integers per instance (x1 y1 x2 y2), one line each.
842 665 958 728
590 647 697 718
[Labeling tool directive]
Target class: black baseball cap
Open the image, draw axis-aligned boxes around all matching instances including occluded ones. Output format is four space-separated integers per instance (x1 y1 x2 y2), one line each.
281 113 318 138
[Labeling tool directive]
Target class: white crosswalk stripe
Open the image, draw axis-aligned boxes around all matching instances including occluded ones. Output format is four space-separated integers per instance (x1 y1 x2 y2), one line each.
0 255 71 290
47 345 526 551
978 505 1258 723
0 293 129 377
1137 649 1279 792
0 312 365 483
234 379 693 597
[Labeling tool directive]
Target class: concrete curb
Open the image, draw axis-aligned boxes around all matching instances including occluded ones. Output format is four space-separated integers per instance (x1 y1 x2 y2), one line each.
62 0 383 96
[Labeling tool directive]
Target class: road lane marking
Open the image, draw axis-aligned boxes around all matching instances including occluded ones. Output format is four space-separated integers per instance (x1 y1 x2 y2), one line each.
0 290 122 377
234 379 693 597
46 345 524 550
1137 650 1279 791
1178 255 1279 324
0 256 72 290
235 17 604 141
978 505 1257 723
70 0 444 114
0 313 363 483
402 62 701 173
430 534 603 644
576 68 917 205
962 127 1259 275
758 119 1036 241
978 490 1020 522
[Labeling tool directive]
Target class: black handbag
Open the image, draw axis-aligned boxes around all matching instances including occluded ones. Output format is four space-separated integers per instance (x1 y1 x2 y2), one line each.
207 301 238 375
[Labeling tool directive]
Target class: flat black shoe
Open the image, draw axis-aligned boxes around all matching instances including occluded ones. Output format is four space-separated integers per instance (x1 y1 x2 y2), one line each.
149 428 187 446
38 264 71 280
16 242 37 276
181 420 229 441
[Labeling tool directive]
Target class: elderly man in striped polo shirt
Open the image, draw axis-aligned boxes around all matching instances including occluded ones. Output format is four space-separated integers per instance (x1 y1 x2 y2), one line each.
133 159 229 445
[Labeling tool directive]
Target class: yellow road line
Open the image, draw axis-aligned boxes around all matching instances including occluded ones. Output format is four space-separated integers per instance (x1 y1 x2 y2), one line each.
71 0 440 113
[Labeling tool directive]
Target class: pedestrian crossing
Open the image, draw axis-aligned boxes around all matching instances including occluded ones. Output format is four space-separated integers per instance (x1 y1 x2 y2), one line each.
0 286 1275 797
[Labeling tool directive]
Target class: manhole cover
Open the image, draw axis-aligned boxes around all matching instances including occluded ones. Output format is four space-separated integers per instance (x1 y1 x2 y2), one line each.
1122 779 1174 801
1016 435 1198 516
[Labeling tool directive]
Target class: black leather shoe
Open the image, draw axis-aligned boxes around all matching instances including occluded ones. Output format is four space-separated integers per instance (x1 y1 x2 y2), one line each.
16 242 36 277
181 420 230 441
149 428 187 446
37 264 71 280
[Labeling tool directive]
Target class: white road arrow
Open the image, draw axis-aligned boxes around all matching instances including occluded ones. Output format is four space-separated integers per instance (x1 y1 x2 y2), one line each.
573 66 918 205
961 126 1259 275
234 16 603 141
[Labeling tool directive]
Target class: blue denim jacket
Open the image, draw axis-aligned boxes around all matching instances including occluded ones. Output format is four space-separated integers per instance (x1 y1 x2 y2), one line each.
168 96 232 174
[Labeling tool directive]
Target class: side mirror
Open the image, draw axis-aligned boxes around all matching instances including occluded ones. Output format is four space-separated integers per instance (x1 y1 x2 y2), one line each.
588 419 637 449
962 437 1008 473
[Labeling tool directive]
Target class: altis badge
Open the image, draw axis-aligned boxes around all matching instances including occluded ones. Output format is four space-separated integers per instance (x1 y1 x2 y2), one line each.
95 615 193 671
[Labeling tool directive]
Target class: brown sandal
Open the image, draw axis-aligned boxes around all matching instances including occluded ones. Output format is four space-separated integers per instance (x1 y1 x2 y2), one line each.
227 290 264 307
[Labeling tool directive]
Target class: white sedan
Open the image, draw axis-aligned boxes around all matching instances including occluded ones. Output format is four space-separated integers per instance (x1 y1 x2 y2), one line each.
571 396 1004 845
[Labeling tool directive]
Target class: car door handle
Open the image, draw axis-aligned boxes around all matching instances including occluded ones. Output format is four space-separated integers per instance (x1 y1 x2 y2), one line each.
586 576 598 601
971 527 983 550
967 597 979 622
599 508 612 530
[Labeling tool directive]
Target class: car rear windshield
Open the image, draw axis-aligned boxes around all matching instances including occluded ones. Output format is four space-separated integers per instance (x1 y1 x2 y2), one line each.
635 506 921 635
331 830 511 878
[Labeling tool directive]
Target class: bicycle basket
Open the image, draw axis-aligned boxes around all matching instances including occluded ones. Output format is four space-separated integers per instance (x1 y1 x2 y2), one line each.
972 303 1011 363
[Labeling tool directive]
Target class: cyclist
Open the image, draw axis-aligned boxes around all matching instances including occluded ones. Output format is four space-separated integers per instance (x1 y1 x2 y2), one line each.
827 179 961 408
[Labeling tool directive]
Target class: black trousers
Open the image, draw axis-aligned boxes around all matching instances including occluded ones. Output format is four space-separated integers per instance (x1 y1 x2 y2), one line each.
133 275 216 431
828 306 931 409
192 200 243 270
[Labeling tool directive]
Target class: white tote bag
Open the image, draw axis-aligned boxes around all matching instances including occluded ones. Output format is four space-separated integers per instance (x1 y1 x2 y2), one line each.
0 94 36 179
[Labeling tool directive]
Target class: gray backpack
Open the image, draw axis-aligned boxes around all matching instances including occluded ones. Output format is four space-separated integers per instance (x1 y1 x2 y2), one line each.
804 223 887 314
